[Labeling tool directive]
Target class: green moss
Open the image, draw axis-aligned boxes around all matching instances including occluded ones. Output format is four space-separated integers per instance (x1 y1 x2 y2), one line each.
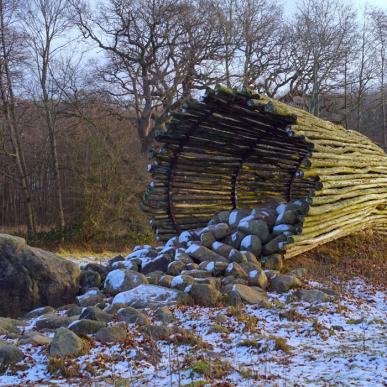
272 337 292 352
182 381 209 387
237 339 261 349
209 324 228 334
187 358 232 379
346 318 364 325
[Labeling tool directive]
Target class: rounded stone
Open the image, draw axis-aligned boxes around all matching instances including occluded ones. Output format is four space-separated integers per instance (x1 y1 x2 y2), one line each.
240 235 262 257
49 328 83 357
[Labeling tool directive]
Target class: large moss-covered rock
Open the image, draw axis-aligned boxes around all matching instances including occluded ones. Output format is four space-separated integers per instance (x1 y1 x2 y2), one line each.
0 345 24 371
49 328 83 357
0 234 80 317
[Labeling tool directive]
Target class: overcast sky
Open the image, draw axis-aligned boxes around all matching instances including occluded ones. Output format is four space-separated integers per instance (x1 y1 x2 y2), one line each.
282 0 387 14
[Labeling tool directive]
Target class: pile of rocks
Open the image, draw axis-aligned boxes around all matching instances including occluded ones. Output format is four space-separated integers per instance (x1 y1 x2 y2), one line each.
79 199 309 308
0 199 339 373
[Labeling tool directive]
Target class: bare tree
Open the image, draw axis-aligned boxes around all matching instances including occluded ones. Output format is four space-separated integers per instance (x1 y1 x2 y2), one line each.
21 0 72 232
353 10 376 131
370 8 387 149
0 0 36 233
235 0 283 90
215 0 238 88
70 0 223 152
287 0 356 116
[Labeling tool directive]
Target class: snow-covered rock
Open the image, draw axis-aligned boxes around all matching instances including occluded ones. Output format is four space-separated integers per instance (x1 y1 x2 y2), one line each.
112 284 188 308
104 269 148 295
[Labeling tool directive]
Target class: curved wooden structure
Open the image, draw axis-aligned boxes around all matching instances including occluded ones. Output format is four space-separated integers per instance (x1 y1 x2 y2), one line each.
143 86 387 258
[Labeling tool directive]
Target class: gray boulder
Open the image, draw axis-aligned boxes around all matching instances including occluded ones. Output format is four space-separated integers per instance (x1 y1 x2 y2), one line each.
272 224 297 237
292 289 334 303
200 261 228 277
49 328 83 357
79 306 112 323
225 262 248 279
178 231 196 246
209 223 231 240
95 326 126 343
0 234 80 317
142 255 172 274
252 208 277 229
262 235 288 256
64 304 82 317
0 317 23 335
83 263 108 280
117 307 150 325
223 231 245 249
76 288 104 307
228 209 250 228
35 314 72 330
231 284 268 305
228 249 247 264
68 319 106 336
275 209 298 225
269 274 301 293
185 244 228 263
188 283 220 306
240 261 261 273
171 275 195 291
212 210 231 224
186 262 199 270
158 274 174 288
104 269 148 295
167 261 186 276
248 269 268 289
19 332 52 346
243 251 261 266
238 219 269 243
240 235 262 256
141 324 172 341
112 260 139 271
174 249 193 264
180 269 211 279
262 254 283 271
125 248 158 260
200 230 216 248
0 345 24 370
211 242 234 258
24 306 55 319
145 271 164 285
79 270 101 292
112 284 188 308
107 255 125 266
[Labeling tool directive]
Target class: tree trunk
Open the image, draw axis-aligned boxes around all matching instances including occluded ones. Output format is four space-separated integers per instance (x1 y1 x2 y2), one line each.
40 64 65 231
381 50 386 150
0 0 35 234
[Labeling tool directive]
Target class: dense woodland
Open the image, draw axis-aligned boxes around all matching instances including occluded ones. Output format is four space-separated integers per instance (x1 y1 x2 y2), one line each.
0 0 386 248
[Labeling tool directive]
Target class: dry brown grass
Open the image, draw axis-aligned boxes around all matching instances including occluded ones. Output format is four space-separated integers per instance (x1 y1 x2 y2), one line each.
287 230 387 290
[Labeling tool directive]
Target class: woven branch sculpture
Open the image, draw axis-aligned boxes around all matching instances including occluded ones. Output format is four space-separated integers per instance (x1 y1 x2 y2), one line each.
143 86 387 259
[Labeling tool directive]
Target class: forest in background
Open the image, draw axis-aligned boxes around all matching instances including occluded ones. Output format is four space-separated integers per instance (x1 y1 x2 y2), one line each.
0 0 386 250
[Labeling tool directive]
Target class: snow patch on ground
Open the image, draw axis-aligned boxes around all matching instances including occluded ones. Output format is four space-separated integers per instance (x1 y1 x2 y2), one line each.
0 278 385 386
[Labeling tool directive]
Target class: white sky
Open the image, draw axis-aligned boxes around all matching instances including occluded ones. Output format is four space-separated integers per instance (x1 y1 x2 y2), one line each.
282 0 387 14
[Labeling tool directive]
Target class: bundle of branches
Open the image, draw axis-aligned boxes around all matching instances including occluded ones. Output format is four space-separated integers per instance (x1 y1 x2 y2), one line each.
142 85 387 259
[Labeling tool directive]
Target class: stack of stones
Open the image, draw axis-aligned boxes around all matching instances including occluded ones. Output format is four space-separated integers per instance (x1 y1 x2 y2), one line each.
80 199 309 307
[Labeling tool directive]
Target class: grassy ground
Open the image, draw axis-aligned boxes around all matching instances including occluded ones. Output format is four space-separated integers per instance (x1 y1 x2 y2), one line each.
287 230 387 290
